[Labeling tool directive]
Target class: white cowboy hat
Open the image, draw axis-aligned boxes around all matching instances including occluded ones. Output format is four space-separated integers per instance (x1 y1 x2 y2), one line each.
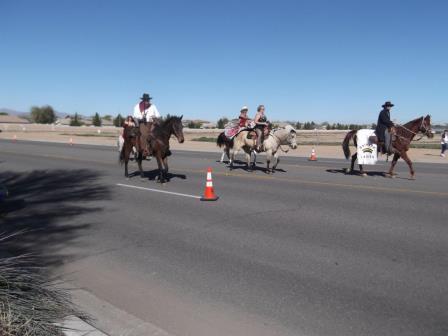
240 106 249 112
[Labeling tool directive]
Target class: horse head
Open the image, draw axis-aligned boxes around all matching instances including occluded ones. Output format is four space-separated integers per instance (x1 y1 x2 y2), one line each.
166 115 185 143
284 125 298 149
421 115 434 139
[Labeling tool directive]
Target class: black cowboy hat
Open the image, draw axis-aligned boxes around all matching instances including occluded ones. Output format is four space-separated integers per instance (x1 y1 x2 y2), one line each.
382 101 394 108
140 93 153 101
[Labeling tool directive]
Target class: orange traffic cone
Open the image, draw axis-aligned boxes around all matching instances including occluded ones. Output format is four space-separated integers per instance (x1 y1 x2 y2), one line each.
201 167 219 201
308 148 318 161
69 137 73 146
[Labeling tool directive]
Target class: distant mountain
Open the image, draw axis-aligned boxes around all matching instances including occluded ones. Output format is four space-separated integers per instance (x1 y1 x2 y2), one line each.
0 108 28 116
0 107 68 118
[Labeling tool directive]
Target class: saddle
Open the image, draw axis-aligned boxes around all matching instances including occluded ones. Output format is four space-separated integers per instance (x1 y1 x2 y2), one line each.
369 130 395 155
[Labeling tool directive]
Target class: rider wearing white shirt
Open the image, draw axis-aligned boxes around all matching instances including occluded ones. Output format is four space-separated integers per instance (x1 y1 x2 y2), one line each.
133 93 161 124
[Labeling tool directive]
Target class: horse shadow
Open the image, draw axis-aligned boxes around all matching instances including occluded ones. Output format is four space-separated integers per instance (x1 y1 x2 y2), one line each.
128 169 187 182
326 168 386 177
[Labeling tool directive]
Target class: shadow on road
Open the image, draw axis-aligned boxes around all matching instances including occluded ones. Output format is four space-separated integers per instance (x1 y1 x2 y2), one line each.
127 169 187 181
0 169 110 267
326 168 386 177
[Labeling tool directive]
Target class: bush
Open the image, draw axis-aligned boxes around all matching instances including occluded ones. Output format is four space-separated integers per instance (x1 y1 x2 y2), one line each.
69 113 82 127
30 105 56 124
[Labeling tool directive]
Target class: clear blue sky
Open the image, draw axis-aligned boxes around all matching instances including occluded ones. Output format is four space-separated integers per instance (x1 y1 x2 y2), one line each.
1 0 447 123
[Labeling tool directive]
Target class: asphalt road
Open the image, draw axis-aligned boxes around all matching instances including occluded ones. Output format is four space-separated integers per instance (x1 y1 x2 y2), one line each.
1 139 447 336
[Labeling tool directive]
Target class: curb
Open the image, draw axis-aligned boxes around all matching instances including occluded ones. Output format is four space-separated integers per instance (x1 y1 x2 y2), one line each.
64 289 174 336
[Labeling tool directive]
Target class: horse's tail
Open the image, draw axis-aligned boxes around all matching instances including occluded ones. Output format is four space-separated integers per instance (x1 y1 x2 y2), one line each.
342 130 357 160
217 132 233 149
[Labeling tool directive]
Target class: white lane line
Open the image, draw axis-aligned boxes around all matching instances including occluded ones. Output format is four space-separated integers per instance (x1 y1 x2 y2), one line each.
116 183 201 199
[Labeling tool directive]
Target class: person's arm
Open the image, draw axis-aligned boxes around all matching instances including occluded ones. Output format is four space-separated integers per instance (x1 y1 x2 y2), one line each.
133 104 140 119
153 105 160 118
379 111 394 128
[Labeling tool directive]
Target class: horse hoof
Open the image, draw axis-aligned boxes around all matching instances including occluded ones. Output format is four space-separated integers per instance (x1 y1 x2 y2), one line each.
410 175 416 180
361 173 367 177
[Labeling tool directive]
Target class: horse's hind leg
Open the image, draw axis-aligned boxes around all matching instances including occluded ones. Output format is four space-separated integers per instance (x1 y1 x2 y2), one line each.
387 153 400 177
220 151 226 163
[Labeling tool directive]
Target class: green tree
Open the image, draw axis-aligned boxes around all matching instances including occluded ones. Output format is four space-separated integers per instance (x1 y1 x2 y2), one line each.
103 114 112 121
217 117 229 129
0 112 8 116
30 105 56 124
70 113 82 126
92 113 102 127
113 114 124 127
295 121 302 130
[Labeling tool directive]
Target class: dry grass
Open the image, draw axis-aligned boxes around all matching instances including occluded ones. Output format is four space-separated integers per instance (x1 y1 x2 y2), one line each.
0 253 83 336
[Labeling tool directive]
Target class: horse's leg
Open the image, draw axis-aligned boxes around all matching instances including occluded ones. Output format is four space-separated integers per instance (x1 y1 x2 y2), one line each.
265 149 273 174
400 151 415 179
348 152 357 174
163 156 169 181
137 152 144 178
251 151 257 169
220 151 226 163
156 155 165 183
272 152 280 172
124 145 130 178
387 153 400 177
359 164 367 177
245 150 252 171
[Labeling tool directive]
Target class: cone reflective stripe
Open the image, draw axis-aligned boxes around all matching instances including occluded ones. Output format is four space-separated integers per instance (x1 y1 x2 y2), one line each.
201 167 219 201
308 148 317 161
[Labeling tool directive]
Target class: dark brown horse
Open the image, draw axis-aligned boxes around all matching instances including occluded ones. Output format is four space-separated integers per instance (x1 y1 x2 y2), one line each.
120 116 184 183
342 115 433 179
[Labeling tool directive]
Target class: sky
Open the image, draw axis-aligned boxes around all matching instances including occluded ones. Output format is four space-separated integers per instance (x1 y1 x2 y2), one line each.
1 0 447 123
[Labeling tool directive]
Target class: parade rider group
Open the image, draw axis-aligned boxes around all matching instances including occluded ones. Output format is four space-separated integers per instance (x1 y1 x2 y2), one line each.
121 92 397 156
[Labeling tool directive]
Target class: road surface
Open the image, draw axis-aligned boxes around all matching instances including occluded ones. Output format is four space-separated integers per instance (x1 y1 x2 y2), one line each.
1 139 447 336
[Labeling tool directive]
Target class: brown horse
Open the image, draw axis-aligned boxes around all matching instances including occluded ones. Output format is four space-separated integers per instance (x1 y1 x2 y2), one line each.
342 115 433 179
120 116 184 183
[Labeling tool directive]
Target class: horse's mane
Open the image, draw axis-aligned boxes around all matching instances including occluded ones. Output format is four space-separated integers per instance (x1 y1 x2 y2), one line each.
162 115 182 127
402 116 423 129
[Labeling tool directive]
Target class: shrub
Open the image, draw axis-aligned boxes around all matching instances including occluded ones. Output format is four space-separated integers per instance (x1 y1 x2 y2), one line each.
30 106 56 124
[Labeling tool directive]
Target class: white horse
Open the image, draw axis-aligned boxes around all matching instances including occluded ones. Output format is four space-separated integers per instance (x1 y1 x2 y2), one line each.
217 125 297 173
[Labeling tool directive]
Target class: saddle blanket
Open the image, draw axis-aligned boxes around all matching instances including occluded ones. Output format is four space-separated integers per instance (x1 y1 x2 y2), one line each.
357 129 377 165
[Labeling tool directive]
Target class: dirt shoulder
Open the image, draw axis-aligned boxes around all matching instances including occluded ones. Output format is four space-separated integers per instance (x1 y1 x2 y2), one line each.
0 129 445 164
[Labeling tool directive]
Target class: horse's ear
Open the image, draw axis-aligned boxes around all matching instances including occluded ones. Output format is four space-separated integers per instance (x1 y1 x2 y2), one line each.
180 115 183 120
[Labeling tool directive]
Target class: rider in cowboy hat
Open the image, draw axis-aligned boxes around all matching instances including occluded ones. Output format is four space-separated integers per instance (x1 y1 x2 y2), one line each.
133 93 160 126
375 101 395 154
132 93 161 156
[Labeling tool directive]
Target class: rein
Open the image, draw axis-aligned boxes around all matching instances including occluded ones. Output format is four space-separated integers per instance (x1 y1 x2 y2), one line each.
395 118 425 141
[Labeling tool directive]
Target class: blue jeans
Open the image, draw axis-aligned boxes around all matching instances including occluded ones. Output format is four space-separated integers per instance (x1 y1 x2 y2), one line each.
441 143 447 154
